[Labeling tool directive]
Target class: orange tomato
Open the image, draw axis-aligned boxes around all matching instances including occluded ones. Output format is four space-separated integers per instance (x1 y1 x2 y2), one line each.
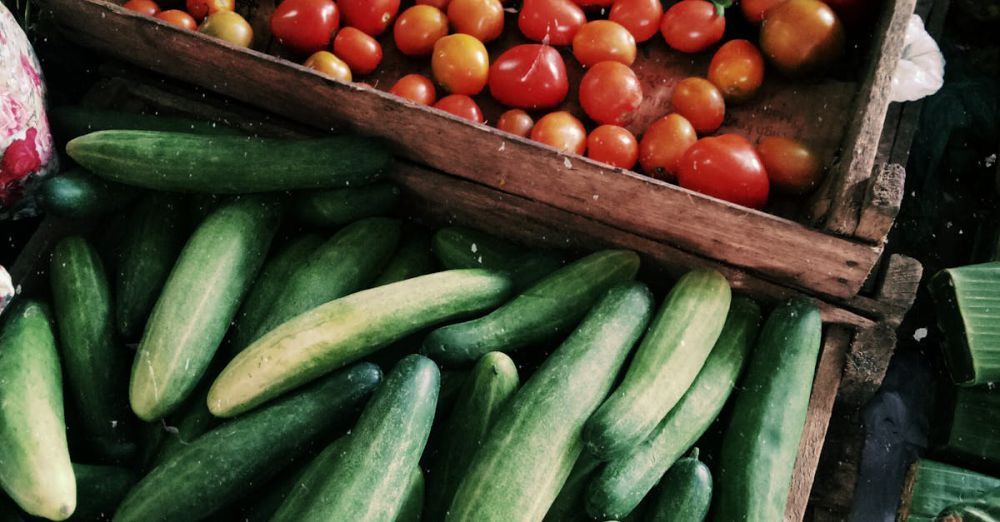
199 10 253 47
572 20 637 67
609 0 663 43
431 34 490 95
434 94 485 123
123 0 161 16
587 125 638 169
760 0 845 75
579 61 643 126
638 113 697 179
304 51 353 82
741 0 788 23
497 109 535 137
448 0 505 43
756 136 823 194
671 77 725 134
417 0 451 8
531 111 587 155
334 27 383 75
708 39 765 103
389 74 438 105
186 0 233 22
394 5 449 56
156 9 198 30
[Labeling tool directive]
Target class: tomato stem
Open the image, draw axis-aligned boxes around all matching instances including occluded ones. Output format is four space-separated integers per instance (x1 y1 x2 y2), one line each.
711 0 731 17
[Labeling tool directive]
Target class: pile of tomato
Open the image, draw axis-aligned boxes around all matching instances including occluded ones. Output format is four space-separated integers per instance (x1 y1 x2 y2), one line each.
122 0 877 210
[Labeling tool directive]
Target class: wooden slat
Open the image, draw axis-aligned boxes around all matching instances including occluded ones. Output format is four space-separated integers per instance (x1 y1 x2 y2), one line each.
855 163 906 244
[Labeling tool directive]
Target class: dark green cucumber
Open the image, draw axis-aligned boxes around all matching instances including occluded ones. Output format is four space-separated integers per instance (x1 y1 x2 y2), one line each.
0 300 76 521
432 226 524 270
504 251 566 290
293 182 401 227
647 449 713 522
49 107 240 139
373 228 437 287
423 250 640 366
446 282 654 522
544 452 603 522
209 269 512 417
66 131 389 193
148 385 218 468
129 196 282 421
397 467 425 522
269 439 346 522
38 168 138 219
113 363 381 522
71 464 137 521
586 297 760 519
584 269 732 460
425 352 520 521
714 298 823 522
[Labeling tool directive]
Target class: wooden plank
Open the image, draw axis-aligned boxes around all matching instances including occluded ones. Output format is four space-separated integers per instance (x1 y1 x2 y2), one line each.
855 163 906 244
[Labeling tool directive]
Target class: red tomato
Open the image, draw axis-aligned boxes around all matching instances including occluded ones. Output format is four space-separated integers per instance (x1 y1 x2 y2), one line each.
572 20 637 67
488 45 569 110
660 0 726 53
677 134 770 209
448 0 505 43
417 0 450 7
390 74 437 105
671 77 725 134
304 51 353 81
531 111 587 154
518 0 586 46
334 27 382 75
497 109 535 137
573 0 613 7
760 0 845 75
156 10 197 30
185 0 233 22
579 61 643 126
756 136 823 194
434 95 485 123
740 0 787 23
708 39 765 103
431 34 490 95
270 0 340 55
638 113 697 180
609 0 663 43
394 5 449 57
587 125 638 169
339 0 400 36
123 0 161 16
199 11 254 47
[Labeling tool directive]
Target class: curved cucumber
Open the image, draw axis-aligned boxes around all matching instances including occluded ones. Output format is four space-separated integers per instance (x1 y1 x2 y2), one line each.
293 182 400 227
209 269 512 417
647 450 713 522
423 250 641 366
397 467 425 522
49 107 240 139
373 228 437 287
38 168 138 219
446 282 654 522
586 297 760 519
72 464 137 521
544 452 603 522
584 269 731 459
432 226 524 270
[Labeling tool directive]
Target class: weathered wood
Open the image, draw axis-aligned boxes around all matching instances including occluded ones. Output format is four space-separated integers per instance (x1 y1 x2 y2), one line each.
855 163 907 244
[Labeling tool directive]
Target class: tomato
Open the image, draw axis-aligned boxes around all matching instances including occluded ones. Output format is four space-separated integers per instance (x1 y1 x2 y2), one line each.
393 6 449 57
531 111 587 155
431 34 490 95
304 51 353 82
448 0 504 43
671 77 725 134
659 0 726 53
638 113 697 180
339 0 400 36
587 125 638 169
434 95 484 123
708 40 765 103
518 0 586 46
609 0 663 43
572 20 637 67
497 109 535 137
185 0 233 22
574 0 614 7
677 134 769 209
199 11 253 47
488 45 569 110
740 0 787 23
270 0 339 55
760 0 845 75
756 136 822 194
389 74 437 105
123 0 161 16
156 10 197 30
579 61 643 126
823 0 878 30
333 27 382 75
417 0 450 8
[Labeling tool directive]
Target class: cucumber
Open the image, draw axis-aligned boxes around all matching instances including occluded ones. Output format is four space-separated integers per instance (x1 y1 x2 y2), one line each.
66 131 389 193
647 449 713 522
208 269 512 417
71 464 137 521
586 297 760 519
148 384 218 468
292 182 401 227
113 363 381 522
49 107 240 139
584 269 732 460
0 300 76 521
505 251 566 290
397 467 425 522
446 282 654 522
425 352 520 521
37 168 138 219
423 250 641 366
129 196 282 421
373 228 437 287
269 439 346 522
433 226 524 270
281 355 439 522
544 452 603 522
714 298 823 522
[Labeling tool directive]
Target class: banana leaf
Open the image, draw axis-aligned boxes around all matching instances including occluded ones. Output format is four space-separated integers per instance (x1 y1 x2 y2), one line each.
938 486 1000 522
899 460 1000 521
939 386 1000 470
929 262 1000 386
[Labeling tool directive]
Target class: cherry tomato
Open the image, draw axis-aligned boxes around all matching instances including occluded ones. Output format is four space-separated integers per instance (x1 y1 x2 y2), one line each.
579 61 643 126
518 0 586 46
638 113 697 180
572 20 637 67
186 0 233 22
488 44 569 110
677 134 769 209
740 0 787 23
390 74 437 105
574 0 613 7
270 0 339 55
334 27 382 75
434 95 484 123
123 0 160 16
156 10 197 30
431 34 490 95
587 125 638 169
609 0 663 43
671 77 725 134
531 111 587 155
417 0 450 8
199 11 253 47
304 51 353 82
339 0 400 36
708 39 765 103
660 0 726 53
497 109 535 137
757 136 822 194
394 5 449 57
448 0 505 43
760 0 845 75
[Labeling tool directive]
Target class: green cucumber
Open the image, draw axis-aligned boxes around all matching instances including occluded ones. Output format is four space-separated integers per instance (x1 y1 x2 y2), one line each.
714 298 822 522
71 464 137 521
38 168 138 219
269 439 347 522
49 107 240 138
584 269 732 459
208 269 512 417
293 182 401 227
544 452 603 522
423 250 640 366
397 467 425 522
425 352 520 521
148 385 218 468
113 363 381 522
0 300 76 521
66 131 389 193
505 251 566 290
373 228 437 287
647 449 713 522
129 196 282 421
586 297 760 519
446 282 654 522
433 226 524 270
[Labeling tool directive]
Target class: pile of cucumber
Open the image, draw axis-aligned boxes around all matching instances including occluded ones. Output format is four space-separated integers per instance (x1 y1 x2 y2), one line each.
2 125 824 521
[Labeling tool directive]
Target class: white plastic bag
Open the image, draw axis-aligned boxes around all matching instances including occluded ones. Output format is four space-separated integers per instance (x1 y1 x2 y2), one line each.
890 14 946 103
